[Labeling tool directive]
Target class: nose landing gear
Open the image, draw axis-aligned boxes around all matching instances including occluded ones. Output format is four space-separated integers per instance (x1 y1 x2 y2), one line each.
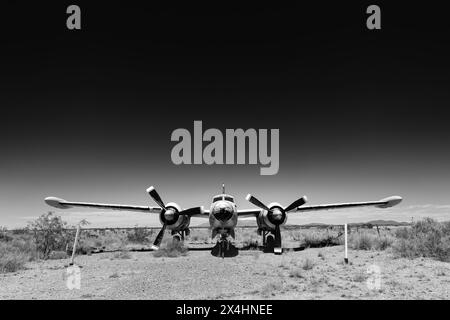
211 233 238 258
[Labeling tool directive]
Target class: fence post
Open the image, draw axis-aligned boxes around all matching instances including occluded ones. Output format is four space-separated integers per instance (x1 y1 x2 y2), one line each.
70 223 81 266
344 223 348 264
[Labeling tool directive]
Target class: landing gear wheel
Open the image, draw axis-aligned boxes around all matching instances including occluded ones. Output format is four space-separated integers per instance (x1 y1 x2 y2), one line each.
264 234 275 253
218 239 228 258
172 235 181 246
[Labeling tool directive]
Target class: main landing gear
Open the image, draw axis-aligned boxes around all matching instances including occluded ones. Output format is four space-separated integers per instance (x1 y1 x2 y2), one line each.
171 228 190 244
260 230 276 253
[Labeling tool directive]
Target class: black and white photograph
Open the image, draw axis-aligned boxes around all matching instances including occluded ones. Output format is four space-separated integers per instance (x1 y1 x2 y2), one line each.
1 2 449 305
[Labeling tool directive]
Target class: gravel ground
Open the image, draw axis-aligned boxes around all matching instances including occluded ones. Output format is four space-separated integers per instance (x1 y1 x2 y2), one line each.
1 246 449 299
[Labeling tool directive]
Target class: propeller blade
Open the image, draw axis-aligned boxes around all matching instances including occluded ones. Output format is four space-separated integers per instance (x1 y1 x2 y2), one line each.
245 194 270 211
284 196 308 212
152 223 167 250
274 224 282 255
180 206 204 216
146 186 166 209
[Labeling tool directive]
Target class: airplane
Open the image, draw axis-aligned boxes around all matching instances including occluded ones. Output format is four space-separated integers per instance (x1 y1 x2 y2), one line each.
44 184 402 257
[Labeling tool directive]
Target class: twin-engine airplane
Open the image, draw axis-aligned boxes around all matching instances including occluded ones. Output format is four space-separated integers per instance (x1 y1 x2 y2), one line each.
45 185 402 257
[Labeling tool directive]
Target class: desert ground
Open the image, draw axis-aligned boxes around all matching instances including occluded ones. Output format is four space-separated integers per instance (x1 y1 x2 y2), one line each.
1 244 449 300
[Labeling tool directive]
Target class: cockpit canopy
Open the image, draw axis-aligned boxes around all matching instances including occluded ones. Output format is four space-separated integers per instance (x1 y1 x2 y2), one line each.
213 195 234 203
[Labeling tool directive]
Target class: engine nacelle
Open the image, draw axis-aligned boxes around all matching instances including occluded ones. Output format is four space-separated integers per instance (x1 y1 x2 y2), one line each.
257 202 287 231
159 202 191 231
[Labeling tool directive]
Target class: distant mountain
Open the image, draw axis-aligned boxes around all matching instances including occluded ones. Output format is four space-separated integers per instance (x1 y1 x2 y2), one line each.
363 220 410 226
193 219 409 229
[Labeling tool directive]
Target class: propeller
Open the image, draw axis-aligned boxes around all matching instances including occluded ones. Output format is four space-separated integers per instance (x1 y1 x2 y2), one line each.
245 194 307 255
147 186 203 250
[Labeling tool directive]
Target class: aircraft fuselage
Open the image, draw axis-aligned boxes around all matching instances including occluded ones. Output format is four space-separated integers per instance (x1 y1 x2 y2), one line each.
208 193 238 239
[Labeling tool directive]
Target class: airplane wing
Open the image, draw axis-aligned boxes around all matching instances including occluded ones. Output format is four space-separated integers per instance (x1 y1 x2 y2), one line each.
293 196 402 213
201 208 261 218
45 196 210 217
237 209 262 217
45 196 161 213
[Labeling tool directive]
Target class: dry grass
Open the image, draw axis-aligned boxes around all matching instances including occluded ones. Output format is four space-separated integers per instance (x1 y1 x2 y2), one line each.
288 268 304 278
349 231 395 251
0 243 29 273
392 218 450 262
112 250 132 260
301 258 315 270
48 250 68 260
0 235 38 273
153 239 189 258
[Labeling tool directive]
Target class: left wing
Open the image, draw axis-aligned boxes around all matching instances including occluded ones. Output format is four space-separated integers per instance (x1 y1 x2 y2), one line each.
45 196 210 218
45 197 161 213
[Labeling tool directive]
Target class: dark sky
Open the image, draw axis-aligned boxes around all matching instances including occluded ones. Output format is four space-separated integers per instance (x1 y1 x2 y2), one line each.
1 2 450 227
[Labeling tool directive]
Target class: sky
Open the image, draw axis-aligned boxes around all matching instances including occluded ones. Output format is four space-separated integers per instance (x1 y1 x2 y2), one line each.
1 2 449 228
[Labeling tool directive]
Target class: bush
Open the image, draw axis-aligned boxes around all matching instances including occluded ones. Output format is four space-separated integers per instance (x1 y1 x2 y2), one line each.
392 218 450 262
350 232 376 250
289 268 304 278
9 236 38 261
301 258 315 270
49 250 69 260
98 230 128 250
0 242 30 273
112 250 132 259
349 231 394 251
28 212 70 259
374 235 395 250
153 239 188 258
0 226 12 242
127 227 153 243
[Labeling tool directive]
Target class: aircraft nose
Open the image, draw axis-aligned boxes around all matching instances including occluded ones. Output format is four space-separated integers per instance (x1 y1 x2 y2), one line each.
213 202 234 222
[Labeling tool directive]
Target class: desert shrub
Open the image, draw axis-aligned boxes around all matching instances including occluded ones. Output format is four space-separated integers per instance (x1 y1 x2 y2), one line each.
349 230 394 251
112 250 132 259
0 252 27 273
190 230 210 243
98 230 128 250
294 229 343 248
289 268 304 278
261 282 284 297
127 227 153 244
301 258 315 270
76 234 98 255
9 236 39 261
289 230 303 241
27 212 70 259
350 232 376 250
392 218 450 262
0 226 12 242
48 250 68 260
153 239 188 258
353 271 367 282
374 235 395 250
242 239 259 250
0 242 31 273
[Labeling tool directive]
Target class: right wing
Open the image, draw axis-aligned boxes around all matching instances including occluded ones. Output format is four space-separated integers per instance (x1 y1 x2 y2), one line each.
293 196 402 213
44 197 162 213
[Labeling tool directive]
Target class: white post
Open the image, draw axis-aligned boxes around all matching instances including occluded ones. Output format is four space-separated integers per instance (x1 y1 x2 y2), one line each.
344 223 348 264
70 223 81 266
